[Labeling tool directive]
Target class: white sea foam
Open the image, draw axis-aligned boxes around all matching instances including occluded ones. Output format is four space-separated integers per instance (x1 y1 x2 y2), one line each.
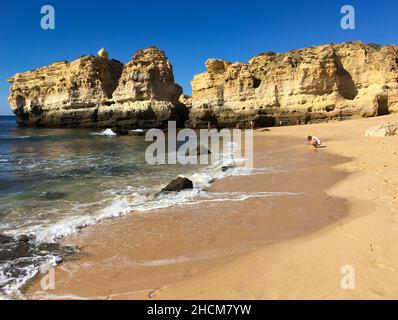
0 139 294 298
91 129 117 136
0 254 59 300
23 141 280 243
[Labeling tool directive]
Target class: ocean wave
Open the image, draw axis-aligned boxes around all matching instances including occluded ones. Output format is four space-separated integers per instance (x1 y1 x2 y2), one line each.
4 135 49 140
5 146 279 244
0 249 62 300
90 129 117 137
0 141 290 299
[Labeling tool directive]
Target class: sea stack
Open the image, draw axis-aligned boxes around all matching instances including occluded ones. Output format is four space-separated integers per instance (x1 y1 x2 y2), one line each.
7 47 188 128
189 41 398 127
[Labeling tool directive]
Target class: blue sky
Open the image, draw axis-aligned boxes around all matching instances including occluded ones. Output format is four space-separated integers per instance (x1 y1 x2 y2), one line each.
1 0 397 115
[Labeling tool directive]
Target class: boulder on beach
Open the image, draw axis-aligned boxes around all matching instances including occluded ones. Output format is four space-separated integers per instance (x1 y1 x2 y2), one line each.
365 123 398 137
162 177 193 192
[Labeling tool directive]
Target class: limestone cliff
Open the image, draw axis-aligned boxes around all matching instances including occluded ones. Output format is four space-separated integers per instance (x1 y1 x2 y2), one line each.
190 42 398 127
8 42 398 129
8 47 187 128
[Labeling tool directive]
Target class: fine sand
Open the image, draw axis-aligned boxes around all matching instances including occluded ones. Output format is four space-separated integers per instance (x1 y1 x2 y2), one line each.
26 113 398 300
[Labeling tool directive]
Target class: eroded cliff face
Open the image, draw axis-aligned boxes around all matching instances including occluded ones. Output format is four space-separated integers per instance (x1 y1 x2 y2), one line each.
8 42 398 129
8 47 187 128
105 47 186 128
190 42 398 127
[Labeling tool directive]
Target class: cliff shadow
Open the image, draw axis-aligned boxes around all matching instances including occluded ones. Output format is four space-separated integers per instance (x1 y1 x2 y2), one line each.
333 53 358 100
377 97 390 116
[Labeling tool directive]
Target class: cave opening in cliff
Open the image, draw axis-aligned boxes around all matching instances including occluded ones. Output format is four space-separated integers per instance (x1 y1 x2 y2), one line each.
377 97 389 116
16 95 26 108
253 78 262 89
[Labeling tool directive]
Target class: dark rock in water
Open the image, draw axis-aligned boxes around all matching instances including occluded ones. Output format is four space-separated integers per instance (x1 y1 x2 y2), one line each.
0 242 30 261
197 145 211 155
0 235 32 261
0 234 13 244
40 191 67 200
0 234 77 262
162 177 193 192
17 235 30 243
111 127 129 136
185 145 212 156
0 234 78 291
221 166 235 172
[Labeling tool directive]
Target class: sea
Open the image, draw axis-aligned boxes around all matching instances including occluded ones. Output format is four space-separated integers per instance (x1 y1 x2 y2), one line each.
0 115 261 299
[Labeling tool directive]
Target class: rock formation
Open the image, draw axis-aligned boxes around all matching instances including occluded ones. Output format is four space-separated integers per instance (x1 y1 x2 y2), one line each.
365 123 398 137
107 47 186 128
8 47 188 128
161 177 194 192
97 48 109 59
8 41 398 129
179 94 192 109
190 42 398 127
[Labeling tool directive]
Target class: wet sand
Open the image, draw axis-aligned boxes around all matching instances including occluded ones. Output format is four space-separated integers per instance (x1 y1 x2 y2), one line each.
26 113 398 299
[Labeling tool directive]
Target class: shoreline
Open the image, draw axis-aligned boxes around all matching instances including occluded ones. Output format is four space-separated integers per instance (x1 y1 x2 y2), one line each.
155 114 398 300
25 113 398 300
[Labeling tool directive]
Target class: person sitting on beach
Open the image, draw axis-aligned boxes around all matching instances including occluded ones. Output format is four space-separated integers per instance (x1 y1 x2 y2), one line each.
307 135 322 148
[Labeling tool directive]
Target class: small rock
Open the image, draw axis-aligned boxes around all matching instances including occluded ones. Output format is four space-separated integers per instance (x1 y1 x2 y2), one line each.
0 241 30 261
40 191 67 200
221 166 234 172
185 145 212 156
0 234 13 244
17 235 30 243
112 128 129 136
162 177 193 192
197 145 211 155
365 123 398 137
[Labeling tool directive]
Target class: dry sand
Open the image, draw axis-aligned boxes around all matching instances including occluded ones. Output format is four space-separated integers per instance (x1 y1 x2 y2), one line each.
26 113 398 300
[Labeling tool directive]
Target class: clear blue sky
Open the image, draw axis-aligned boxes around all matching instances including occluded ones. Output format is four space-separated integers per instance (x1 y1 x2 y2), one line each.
1 0 397 115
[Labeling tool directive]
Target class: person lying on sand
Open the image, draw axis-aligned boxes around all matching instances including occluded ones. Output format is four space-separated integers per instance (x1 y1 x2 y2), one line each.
307 135 322 148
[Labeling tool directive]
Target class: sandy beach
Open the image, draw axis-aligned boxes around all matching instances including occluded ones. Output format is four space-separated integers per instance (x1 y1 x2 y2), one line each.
26 113 398 300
